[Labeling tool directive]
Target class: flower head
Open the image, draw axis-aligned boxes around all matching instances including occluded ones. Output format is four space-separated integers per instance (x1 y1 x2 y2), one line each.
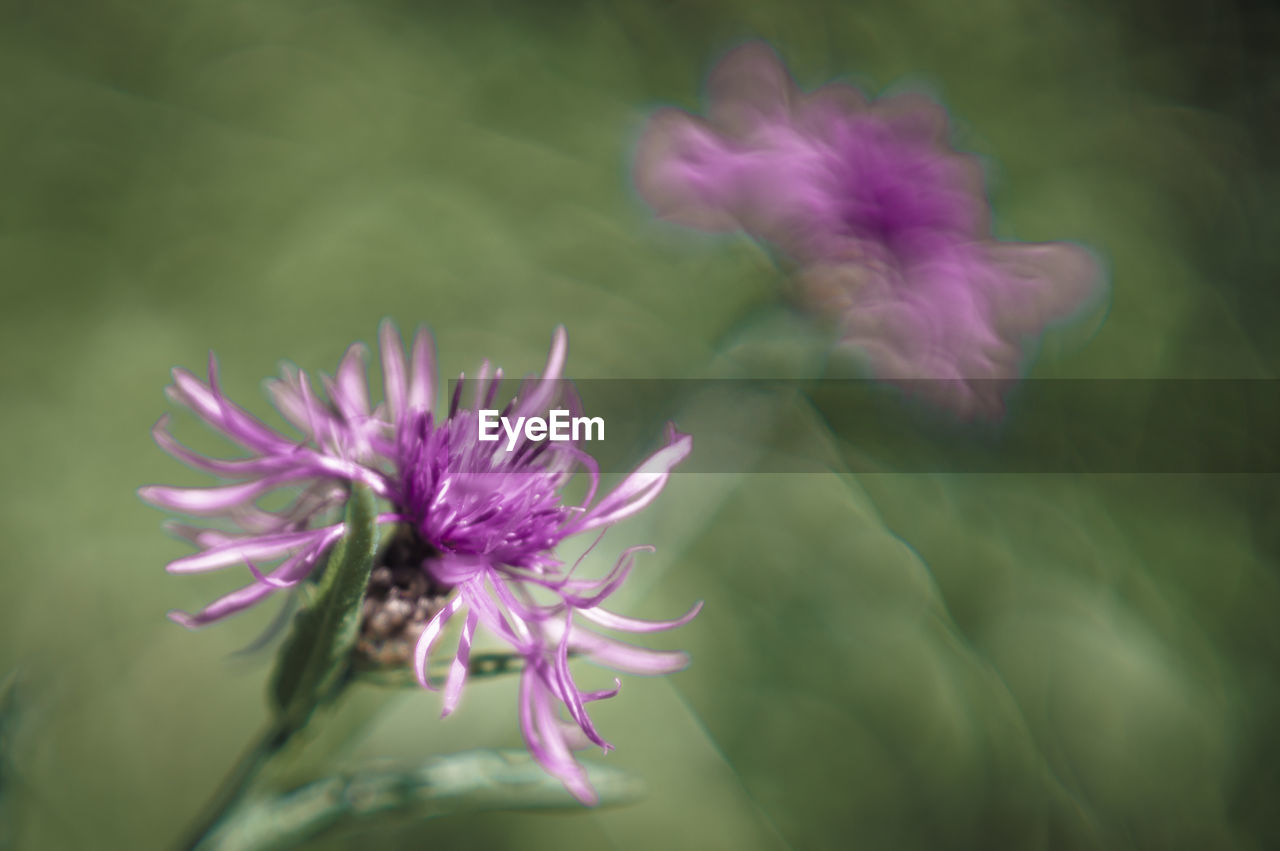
635 42 1104 418
141 323 697 803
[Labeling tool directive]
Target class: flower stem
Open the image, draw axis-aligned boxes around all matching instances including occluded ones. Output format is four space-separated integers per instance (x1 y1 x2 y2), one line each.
177 719 298 851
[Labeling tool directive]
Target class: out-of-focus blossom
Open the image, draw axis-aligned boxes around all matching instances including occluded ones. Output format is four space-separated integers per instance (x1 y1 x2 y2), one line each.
140 323 698 804
635 41 1104 418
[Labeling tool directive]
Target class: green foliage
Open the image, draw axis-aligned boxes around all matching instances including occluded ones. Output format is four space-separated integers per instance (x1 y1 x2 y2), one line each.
202 750 643 851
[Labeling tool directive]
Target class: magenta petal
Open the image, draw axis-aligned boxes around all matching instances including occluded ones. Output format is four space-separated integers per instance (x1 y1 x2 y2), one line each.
548 617 610 751
573 427 692 532
243 560 302 589
378 320 409 422
560 624 692 676
511 326 568 422
162 522 235 548
548 443 600 511
559 546 649 609
265 367 318 437
171 358 295 455
164 530 339 627
139 478 282 516
406 328 437 414
333 343 372 421
164 527 338 574
578 600 704 633
519 669 597 806
487 569 558 624
633 109 744 233
441 609 479 717
151 416 296 478
413 593 466 691
705 42 797 136
578 680 623 703
804 239 1103 419
167 583 276 628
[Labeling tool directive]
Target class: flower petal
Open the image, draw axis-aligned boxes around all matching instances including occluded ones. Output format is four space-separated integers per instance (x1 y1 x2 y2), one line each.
406 328 437 414
413 593 466 691
151 416 297 478
333 343 371 421
519 668 597 806
578 600 704 634
511 326 568 422
556 622 692 676
165 528 341 627
164 526 342 574
573 426 692 532
378 320 409 422
169 356 296 455
548 617 610 751
139 477 284 516
441 609 479 717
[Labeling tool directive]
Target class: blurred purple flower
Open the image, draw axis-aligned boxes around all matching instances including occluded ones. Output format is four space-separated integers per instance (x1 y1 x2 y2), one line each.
140 323 698 804
635 42 1104 418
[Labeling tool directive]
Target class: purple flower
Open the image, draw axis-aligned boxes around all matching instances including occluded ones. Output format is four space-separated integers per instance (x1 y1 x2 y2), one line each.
140 323 698 804
635 42 1104 418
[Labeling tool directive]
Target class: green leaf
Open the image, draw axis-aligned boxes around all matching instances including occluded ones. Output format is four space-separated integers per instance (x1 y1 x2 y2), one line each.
199 750 645 851
269 484 379 730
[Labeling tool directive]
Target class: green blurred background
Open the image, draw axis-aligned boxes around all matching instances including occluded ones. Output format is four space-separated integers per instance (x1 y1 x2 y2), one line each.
2 0 1278 848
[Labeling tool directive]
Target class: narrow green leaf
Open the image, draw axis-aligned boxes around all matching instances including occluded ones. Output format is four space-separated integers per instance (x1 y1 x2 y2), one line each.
269 483 379 729
200 750 645 851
